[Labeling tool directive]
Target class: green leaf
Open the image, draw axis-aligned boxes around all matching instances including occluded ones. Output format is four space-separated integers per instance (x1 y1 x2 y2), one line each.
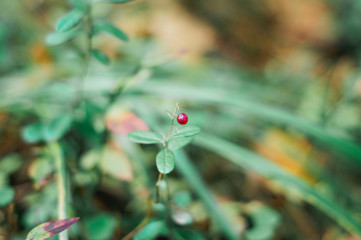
168 136 193 151
134 220 167 240
128 130 163 144
46 29 82 46
26 217 79 240
21 122 43 143
173 190 192 208
176 228 206 240
246 204 281 240
56 8 85 32
43 114 73 142
194 133 361 237
93 21 129 42
171 125 200 138
0 154 22 175
91 49 110 65
29 158 54 184
85 214 117 240
0 186 15 207
156 149 175 174
93 0 133 4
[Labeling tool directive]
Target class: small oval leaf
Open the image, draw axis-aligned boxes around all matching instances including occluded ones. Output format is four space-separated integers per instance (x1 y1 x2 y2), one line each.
43 114 73 142
21 122 43 144
128 130 163 144
168 136 194 151
46 29 82 46
171 125 200 139
91 49 110 65
56 8 85 32
27 217 80 240
93 21 129 42
134 220 167 240
156 149 175 174
0 186 15 207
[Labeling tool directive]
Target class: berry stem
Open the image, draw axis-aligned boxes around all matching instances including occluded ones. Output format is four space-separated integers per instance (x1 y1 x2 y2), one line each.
164 102 179 149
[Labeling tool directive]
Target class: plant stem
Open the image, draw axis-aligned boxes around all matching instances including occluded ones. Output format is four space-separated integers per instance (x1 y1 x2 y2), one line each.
164 103 179 149
49 142 68 240
74 4 93 107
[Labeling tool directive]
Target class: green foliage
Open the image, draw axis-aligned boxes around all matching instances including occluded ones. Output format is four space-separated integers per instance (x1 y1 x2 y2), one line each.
91 49 110 65
21 114 73 143
245 205 281 240
176 228 206 240
29 158 54 185
128 130 163 144
173 190 192 208
133 220 167 240
46 29 82 46
93 0 134 4
168 136 194 151
156 149 175 174
43 114 73 142
85 214 117 240
194 133 361 236
3 1 361 239
56 8 86 32
21 123 44 144
170 125 201 138
0 186 15 207
0 154 22 175
93 21 129 42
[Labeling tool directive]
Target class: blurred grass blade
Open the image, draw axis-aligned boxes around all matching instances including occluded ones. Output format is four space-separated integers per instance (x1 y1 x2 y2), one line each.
56 8 85 32
93 21 129 42
175 151 239 240
194 133 361 237
133 82 361 164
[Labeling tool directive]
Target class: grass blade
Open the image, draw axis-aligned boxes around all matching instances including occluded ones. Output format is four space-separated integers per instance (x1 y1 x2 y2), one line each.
175 151 239 240
132 82 361 165
193 133 361 237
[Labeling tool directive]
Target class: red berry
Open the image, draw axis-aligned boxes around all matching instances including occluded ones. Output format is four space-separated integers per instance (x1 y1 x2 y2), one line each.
177 113 188 125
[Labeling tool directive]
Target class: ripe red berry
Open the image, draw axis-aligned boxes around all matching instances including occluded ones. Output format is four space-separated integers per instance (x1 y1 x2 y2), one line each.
177 113 188 125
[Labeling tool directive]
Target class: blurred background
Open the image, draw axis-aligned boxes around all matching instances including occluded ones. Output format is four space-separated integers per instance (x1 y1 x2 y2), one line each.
1 0 361 239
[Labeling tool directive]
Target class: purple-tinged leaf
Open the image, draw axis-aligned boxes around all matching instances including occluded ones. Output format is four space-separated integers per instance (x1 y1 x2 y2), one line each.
27 217 80 240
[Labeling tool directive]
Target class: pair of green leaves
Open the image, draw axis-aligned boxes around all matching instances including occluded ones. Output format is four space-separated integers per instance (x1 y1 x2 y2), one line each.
46 0 130 66
21 114 73 143
90 21 129 65
128 125 200 174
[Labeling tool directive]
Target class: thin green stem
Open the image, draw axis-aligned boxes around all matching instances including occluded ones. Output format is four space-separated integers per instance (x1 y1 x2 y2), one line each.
49 142 68 240
164 102 179 149
74 5 93 107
